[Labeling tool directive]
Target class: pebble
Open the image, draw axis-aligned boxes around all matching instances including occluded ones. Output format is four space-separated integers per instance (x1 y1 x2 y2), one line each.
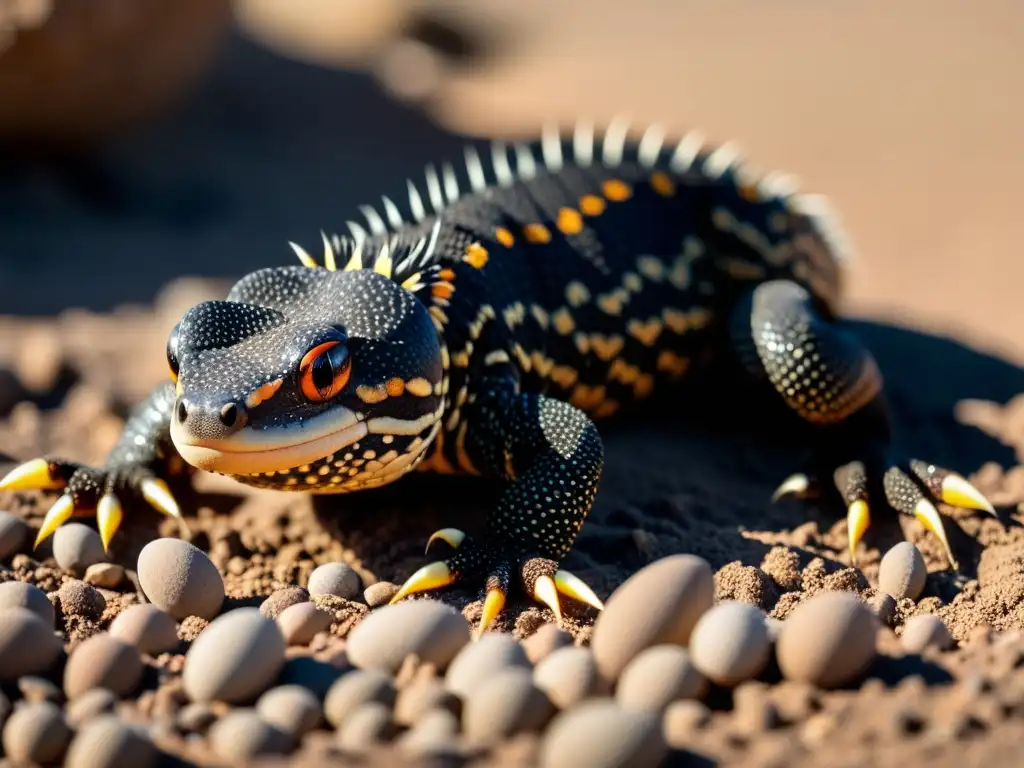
259 586 309 619
65 689 118 727
207 709 293 762
109 604 179 655
277 601 333 645
445 632 530 698
2 700 71 764
337 702 395 752
776 592 877 688
878 542 928 600
84 563 125 589
533 646 608 709
52 523 106 576
0 579 54 625
523 624 573 664
256 685 323 737
616 645 707 711
347 599 470 673
324 669 397 728
64 632 144 699
308 562 362 600
19 675 62 703
689 601 772 687
591 554 714 680
363 581 399 607
137 537 225 620
394 676 460 726
182 607 286 703
901 614 955 654
0 511 28 558
0 607 61 680
64 715 158 768
398 708 461 757
57 579 106 620
539 699 668 768
871 592 898 627
463 667 555 747
662 699 712 745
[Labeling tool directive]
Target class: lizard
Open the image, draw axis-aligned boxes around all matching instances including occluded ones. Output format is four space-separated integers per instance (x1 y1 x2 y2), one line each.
0 119 997 637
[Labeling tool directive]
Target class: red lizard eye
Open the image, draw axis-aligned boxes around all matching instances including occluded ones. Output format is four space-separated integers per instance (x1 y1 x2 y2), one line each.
298 340 351 402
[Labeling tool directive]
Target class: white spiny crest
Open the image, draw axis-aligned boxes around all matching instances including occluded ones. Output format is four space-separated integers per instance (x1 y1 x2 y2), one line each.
372 236 395 277
346 220 369 243
288 241 317 268
464 145 487 192
441 163 460 203
573 120 595 166
490 142 514 186
704 141 743 179
343 235 365 271
320 230 337 271
424 165 445 211
760 171 800 199
514 143 537 179
541 123 564 171
406 180 427 222
669 130 705 173
601 115 631 166
381 196 404 229
422 217 443 265
359 205 388 236
637 123 666 168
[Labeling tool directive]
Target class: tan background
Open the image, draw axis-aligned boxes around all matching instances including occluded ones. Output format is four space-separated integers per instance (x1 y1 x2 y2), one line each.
238 0 1024 364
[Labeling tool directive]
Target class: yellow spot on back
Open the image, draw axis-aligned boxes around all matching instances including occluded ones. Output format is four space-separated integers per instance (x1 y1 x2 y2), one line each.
608 359 640 385
650 171 676 197
245 378 282 409
565 281 591 307
569 384 606 411
627 317 664 347
439 267 456 281
579 195 606 216
530 305 549 329
597 289 628 316
405 377 433 397
356 385 389 404
495 227 515 247
385 378 405 397
637 256 666 282
464 242 489 269
739 184 761 202
552 307 576 335
634 374 655 399
523 223 552 244
657 350 692 378
593 400 620 419
602 179 632 201
550 365 579 389
556 207 584 235
589 334 624 361
622 272 642 293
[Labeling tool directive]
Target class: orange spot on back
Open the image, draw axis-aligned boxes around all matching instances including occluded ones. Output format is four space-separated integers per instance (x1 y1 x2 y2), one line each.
739 184 760 202
386 378 405 396
431 283 453 299
602 179 632 201
463 243 489 269
556 208 584 235
495 227 515 247
579 195 606 216
523 223 552 244
650 171 676 197
438 267 456 281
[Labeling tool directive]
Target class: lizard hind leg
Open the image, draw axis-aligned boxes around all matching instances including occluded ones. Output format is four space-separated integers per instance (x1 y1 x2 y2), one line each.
730 279 996 568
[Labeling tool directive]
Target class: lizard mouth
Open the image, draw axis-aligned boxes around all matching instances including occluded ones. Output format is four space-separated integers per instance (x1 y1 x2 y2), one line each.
170 406 369 475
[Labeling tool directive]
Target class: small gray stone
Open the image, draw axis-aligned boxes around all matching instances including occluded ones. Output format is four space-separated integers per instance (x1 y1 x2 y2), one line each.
109 604 179 655
53 523 106 577
137 538 224 621
308 562 362 600
0 580 54 626
256 685 323 737
0 511 29 559
901 614 954 654
347 599 469 673
208 709 292 762
85 563 125 589
65 715 158 768
2 700 71 764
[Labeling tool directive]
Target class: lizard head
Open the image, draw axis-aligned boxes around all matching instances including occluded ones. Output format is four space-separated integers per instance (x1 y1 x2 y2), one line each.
166 266 445 492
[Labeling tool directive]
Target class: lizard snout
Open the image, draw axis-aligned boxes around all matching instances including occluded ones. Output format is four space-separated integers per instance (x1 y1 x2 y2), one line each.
175 397 249 441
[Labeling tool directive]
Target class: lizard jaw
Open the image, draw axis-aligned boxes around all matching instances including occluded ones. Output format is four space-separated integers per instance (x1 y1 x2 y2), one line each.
170 408 368 475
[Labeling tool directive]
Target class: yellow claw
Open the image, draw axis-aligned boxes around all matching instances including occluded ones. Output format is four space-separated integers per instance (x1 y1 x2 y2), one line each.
941 475 997 516
914 499 958 570
533 575 563 624
97 493 124 551
389 561 456 605
847 499 871 565
34 494 75 548
141 478 181 518
424 527 466 555
0 459 64 492
476 587 506 639
771 473 810 503
554 570 605 612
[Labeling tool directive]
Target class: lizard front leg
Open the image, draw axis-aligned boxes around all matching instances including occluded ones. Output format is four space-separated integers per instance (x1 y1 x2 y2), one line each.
730 279 996 568
0 381 186 550
390 376 606 636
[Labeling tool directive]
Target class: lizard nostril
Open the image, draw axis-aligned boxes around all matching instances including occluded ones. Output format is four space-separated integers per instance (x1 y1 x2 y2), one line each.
219 403 239 428
176 400 188 425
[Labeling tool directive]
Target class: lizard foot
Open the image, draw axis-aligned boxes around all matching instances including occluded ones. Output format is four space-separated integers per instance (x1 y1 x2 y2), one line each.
774 458 996 569
389 527 604 638
0 457 183 550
